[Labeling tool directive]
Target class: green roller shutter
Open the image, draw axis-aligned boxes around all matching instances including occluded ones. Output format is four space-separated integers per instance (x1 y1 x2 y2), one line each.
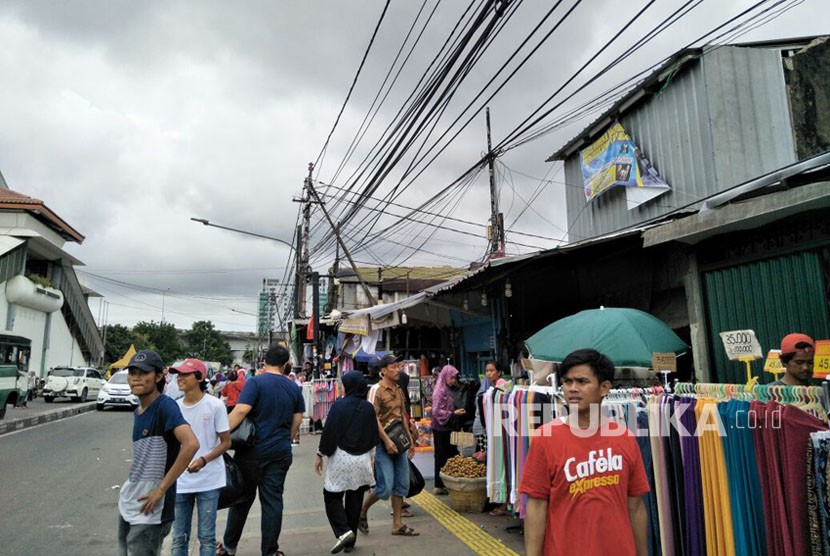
703 251 830 384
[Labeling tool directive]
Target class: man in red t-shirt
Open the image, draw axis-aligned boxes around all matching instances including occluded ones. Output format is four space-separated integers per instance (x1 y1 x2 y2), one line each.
519 349 649 556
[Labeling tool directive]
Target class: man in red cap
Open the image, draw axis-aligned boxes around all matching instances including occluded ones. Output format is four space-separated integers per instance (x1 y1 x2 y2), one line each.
775 333 815 386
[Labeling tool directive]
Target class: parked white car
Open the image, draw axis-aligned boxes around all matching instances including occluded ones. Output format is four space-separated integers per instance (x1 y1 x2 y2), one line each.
96 370 139 410
42 367 103 403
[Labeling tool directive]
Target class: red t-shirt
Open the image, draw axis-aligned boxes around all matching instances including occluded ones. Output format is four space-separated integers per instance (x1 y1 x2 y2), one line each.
225 371 247 408
519 419 650 555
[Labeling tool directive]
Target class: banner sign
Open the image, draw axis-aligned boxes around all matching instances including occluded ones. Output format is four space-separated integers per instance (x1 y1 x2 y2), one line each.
719 329 763 361
579 122 670 202
339 316 370 336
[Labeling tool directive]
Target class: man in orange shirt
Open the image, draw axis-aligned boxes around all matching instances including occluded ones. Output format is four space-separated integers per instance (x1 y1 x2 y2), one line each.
520 348 649 556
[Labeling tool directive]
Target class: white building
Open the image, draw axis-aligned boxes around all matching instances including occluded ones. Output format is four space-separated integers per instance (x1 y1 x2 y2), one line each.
0 171 103 378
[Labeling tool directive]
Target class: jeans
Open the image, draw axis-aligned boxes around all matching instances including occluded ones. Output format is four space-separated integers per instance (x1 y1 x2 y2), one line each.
171 488 221 556
223 453 292 556
373 443 409 500
117 516 172 556
323 486 367 541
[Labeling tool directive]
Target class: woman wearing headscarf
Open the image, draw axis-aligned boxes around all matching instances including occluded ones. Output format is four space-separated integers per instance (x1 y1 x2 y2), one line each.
314 372 379 554
431 364 464 495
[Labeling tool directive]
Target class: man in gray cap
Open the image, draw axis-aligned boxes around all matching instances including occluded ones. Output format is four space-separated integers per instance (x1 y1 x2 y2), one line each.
117 349 199 556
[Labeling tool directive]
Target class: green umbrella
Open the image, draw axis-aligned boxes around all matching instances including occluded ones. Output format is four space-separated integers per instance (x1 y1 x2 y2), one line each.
525 307 687 367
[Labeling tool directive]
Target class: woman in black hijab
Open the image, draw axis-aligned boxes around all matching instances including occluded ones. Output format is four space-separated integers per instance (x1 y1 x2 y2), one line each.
315 371 379 554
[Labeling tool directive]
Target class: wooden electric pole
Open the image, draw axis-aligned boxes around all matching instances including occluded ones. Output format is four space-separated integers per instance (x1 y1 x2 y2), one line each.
486 107 505 258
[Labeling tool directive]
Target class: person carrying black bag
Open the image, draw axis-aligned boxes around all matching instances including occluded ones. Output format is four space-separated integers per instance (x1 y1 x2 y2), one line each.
314 372 379 554
431 364 465 495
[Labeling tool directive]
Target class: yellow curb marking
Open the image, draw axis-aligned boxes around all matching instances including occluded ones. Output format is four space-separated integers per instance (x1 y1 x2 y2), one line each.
410 491 519 556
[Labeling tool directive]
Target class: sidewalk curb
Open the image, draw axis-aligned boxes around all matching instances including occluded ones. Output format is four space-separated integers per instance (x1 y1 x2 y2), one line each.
0 402 96 436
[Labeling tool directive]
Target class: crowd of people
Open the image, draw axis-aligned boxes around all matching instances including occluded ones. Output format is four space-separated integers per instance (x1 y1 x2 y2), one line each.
114 329 822 556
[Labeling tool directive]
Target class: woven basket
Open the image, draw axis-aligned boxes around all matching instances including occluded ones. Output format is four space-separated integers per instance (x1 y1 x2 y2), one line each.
439 473 486 513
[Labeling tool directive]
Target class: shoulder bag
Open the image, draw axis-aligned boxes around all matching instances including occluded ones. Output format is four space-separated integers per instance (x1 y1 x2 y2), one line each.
230 416 256 450
217 453 247 509
383 386 412 453
384 420 412 453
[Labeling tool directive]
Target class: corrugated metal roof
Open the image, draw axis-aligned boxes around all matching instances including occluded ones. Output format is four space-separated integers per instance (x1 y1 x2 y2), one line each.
548 36 819 162
561 43 799 242
336 265 467 283
548 48 703 161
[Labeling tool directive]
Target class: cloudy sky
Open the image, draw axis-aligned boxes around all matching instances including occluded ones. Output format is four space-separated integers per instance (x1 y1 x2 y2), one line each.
0 0 825 333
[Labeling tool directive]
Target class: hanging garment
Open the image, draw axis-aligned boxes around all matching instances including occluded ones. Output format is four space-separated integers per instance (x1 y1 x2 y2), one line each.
780 404 829 556
696 398 736 556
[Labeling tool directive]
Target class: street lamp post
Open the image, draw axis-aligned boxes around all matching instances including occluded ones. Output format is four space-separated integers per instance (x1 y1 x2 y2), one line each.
190 216 319 360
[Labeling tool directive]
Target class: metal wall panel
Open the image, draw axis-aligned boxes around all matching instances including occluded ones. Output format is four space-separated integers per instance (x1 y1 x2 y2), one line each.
563 45 797 242
703 47 796 188
702 251 829 384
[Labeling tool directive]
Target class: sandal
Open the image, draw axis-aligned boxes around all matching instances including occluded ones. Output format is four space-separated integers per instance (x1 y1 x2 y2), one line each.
391 525 420 536
216 542 232 556
391 508 414 517
489 508 509 517
358 515 369 535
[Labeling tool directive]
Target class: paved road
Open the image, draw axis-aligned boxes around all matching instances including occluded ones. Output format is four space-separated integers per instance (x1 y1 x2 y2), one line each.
0 408 526 555
0 406 133 555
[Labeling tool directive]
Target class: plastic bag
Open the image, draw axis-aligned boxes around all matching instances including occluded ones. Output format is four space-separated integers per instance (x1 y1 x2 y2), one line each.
407 459 425 497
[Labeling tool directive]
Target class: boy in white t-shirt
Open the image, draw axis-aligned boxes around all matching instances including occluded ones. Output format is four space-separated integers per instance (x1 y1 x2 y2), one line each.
170 359 231 556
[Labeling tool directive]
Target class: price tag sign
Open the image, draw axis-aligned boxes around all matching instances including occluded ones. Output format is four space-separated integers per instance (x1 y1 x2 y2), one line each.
813 339 830 379
651 352 677 372
763 350 783 373
719 329 763 361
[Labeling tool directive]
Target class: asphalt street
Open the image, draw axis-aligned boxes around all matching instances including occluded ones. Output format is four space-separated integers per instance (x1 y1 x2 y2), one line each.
0 405 133 555
0 407 525 555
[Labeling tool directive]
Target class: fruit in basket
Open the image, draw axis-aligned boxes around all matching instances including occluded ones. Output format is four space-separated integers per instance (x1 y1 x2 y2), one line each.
440 455 486 478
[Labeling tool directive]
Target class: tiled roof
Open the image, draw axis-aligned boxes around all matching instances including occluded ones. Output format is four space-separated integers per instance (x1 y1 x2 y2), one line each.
0 188 84 243
0 189 44 204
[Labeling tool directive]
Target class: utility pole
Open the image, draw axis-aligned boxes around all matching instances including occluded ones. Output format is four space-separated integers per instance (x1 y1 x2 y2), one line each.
305 175 377 305
486 107 505 258
310 270 321 378
327 221 341 313
294 163 315 317
293 224 303 319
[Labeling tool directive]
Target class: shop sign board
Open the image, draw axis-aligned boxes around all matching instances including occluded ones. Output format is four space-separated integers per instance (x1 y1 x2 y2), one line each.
339 316 370 336
651 352 677 372
719 329 763 360
813 339 830 379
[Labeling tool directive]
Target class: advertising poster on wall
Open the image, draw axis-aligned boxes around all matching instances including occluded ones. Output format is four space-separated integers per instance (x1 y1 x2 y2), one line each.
579 122 670 206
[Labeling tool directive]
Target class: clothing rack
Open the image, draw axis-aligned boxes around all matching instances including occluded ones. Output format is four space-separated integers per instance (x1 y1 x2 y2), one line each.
309 378 339 424
674 382 828 419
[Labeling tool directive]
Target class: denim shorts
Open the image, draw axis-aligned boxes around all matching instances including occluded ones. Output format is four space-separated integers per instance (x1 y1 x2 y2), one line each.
373 442 409 500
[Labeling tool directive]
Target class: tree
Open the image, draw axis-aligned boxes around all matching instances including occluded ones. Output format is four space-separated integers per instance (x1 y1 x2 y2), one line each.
133 320 185 366
102 324 139 366
185 321 233 366
242 343 258 367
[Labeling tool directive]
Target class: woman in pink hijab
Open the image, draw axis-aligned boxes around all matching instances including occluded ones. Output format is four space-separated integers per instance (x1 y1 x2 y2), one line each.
431 364 465 494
